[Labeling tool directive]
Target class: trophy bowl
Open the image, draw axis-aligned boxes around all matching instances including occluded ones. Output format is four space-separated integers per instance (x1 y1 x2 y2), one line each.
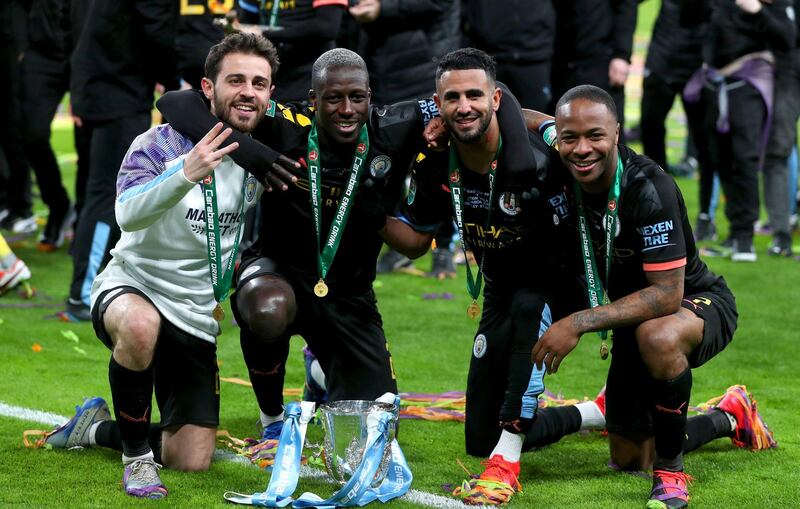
319 400 398 487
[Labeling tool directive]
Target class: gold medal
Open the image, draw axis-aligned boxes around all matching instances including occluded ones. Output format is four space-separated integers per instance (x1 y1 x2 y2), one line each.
314 279 329 298
599 341 609 360
467 300 481 320
213 303 225 322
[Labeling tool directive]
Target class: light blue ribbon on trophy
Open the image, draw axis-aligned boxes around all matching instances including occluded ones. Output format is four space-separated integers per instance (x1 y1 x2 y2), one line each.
225 401 316 507
224 400 412 508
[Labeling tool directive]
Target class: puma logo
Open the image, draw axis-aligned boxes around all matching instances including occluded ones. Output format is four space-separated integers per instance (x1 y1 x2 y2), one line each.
655 402 687 415
120 407 150 423
250 363 282 377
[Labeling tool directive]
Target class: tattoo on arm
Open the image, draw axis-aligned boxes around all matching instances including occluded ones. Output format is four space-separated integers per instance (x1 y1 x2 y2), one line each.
571 267 685 334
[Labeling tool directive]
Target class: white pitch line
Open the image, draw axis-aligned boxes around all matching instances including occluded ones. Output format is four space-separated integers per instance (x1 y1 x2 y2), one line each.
2 401 471 509
0 402 69 427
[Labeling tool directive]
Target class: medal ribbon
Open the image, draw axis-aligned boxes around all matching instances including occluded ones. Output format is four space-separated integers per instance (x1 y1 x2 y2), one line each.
307 121 370 287
447 137 502 302
203 170 248 304
573 150 624 341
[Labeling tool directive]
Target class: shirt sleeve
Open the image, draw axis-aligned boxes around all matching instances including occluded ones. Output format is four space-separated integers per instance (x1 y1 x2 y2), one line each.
396 151 451 232
624 169 688 272
115 125 197 232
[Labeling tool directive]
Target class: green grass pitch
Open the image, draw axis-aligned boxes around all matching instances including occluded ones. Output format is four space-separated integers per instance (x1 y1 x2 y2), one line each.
1 2 799 507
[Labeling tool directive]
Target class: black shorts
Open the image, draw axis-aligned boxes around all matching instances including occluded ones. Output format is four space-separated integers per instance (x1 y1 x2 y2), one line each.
605 281 738 435
232 257 397 402
465 283 579 457
92 286 220 428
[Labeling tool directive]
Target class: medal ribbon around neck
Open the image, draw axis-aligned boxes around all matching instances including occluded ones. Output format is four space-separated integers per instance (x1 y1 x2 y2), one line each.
307 120 370 297
573 150 623 359
203 169 248 318
447 136 502 319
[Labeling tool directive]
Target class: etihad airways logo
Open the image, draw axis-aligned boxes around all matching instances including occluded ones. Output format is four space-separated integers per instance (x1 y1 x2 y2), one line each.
463 223 522 250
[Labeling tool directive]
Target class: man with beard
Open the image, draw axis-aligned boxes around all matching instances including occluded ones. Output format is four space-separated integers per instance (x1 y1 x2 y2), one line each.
155 47 531 442
384 48 586 506
155 47 445 439
41 33 280 499
532 85 750 509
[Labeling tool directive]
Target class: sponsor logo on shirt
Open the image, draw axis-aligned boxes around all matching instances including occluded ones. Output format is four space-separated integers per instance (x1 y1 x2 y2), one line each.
637 219 676 251
185 208 243 235
417 99 439 125
548 191 570 221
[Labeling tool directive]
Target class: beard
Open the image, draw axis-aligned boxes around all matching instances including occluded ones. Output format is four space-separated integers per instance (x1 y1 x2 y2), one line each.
447 109 493 144
212 95 261 133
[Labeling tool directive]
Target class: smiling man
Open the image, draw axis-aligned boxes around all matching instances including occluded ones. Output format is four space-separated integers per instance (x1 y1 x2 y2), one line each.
41 33 278 499
156 47 448 438
532 85 748 509
379 48 585 505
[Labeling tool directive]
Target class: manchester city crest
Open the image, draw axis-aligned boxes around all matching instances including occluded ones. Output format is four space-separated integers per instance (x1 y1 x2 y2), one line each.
498 192 521 216
369 155 392 179
473 334 487 358
245 176 258 202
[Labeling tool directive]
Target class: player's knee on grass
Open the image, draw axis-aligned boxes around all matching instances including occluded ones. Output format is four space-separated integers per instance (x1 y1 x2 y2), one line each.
237 276 297 341
635 320 688 379
160 424 216 472
609 432 655 472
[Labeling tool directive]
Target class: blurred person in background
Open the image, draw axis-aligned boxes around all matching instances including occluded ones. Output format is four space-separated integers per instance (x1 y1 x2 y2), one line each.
20 0 91 252
461 0 555 111
65 0 180 321
0 0 35 235
759 0 800 257
682 0 796 262
233 0 347 103
550 0 637 141
347 0 462 277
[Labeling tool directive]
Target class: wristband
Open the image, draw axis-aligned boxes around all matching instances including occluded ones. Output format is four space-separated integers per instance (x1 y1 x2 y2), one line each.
539 120 557 148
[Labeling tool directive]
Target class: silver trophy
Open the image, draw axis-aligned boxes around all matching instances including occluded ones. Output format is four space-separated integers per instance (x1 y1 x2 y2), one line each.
319 400 398 487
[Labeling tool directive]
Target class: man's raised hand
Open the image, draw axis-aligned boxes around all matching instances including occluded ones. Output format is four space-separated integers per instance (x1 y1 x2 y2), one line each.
263 154 302 192
183 122 239 182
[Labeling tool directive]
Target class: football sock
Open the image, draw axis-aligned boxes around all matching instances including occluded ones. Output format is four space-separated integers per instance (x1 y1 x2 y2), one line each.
92 421 163 462
523 406 582 450
309 358 327 390
240 331 290 416
490 430 524 463
109 355 155 458
123 450 154 465
260 410 284 428
651 368 692 471
683 409 733 453
576 401 606 429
